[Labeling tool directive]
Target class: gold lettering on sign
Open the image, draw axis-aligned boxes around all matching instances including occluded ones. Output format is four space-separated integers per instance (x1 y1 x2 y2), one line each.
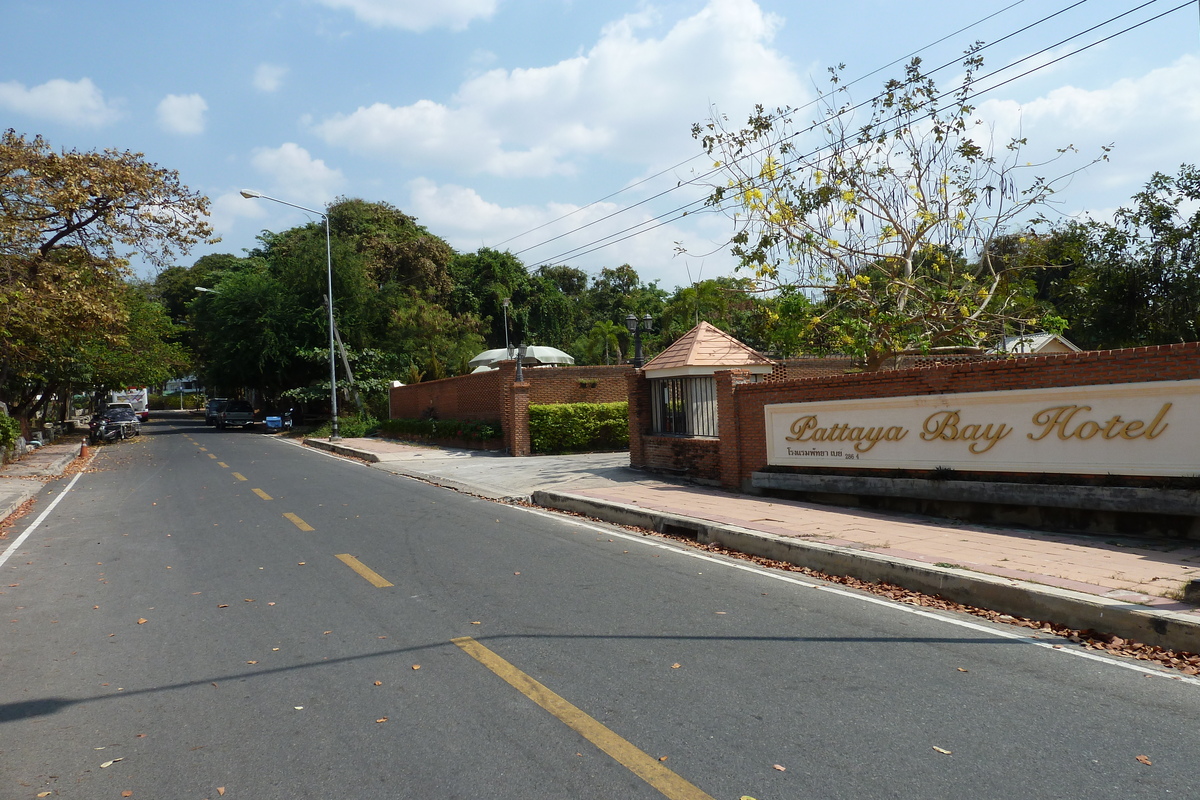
919 411 1013 454
1027 403 1171 442
785 415 908 453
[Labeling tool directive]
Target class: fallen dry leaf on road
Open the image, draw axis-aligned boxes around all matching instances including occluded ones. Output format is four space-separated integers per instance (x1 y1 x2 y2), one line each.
374 681 382 686
1136 755 1152 765
323 631 332 635
773 764 786 771
136 734 146 738
123 792 133 797
933 747 952 755
247 660 258 665
471 621 481 625
136 618 147 624
957 668 969 673
671 663 681 669
100 757 123 768
218 604 228 608
412 664 421 670
218 788 226 796
658 756 668 762
376 717 388 723
37 793 51 798
268 602 275 606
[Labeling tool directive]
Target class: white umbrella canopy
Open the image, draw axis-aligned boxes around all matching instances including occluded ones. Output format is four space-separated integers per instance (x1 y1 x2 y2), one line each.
467 346 575 369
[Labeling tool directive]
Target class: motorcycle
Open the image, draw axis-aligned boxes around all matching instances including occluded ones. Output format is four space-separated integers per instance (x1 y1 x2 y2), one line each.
89 408 141 443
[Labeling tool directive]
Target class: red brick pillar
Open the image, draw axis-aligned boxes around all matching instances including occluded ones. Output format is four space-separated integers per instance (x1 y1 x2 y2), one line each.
715 369 750 490
507 380 531 456
626 370 650 468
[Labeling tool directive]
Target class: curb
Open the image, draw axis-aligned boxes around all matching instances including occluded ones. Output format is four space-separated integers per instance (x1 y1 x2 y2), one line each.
303 438 533 502
0 444 82 525
304 438 382 463
532 489 1200 655
0 480 40 525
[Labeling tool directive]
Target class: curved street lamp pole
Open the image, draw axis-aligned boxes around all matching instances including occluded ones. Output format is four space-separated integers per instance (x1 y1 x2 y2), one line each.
240 189 339 441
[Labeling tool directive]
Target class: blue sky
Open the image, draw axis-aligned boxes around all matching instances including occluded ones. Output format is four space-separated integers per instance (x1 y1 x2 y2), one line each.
4 0 1198 288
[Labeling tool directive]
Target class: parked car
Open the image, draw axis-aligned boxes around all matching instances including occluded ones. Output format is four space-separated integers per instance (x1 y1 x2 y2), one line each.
205 398 229 426
90 407 141 443
217 399 256 429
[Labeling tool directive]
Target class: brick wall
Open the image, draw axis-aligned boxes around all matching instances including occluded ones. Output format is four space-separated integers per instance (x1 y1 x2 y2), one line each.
724 342 1200 489
389 369 503 422
641 436 721 481
528 365 633 405
390 363 635 456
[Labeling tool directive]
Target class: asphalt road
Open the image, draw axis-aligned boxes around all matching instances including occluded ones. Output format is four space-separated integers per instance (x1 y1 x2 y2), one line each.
2 415 1199 799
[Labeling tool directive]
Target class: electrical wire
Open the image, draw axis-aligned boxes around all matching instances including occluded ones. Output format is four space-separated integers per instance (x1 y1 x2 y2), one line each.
522 0 1189 270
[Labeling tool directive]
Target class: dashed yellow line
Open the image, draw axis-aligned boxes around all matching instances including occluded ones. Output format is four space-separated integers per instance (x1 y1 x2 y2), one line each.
283 512 313 531
453 637 715 800
198 447 207 452
253 488 272 500
217 461 229 468
334 554 394 588
207 453 217 459
232 472 247 481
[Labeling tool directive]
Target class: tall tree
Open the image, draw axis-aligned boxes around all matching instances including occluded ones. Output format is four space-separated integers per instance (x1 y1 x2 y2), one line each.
692 53 1104 369
0 130 213 419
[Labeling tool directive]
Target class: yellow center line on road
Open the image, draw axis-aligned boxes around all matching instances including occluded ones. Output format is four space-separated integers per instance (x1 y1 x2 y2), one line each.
207 453 217 459
283 512 314 531
452 637 716 800
334 554 394 588
217 462 229 468
253 488 273 500
232 473 247 481
198 447 207 451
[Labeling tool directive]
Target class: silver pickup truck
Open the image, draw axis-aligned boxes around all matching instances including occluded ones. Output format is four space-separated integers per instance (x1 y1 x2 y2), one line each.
216 399 256 429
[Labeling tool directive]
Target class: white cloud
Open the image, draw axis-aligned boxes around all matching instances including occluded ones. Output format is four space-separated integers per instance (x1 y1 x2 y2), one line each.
316 0 497 32
249 142 346 206
975 55 1200 216
0 77 120 127
156 93 208 135
315 0 806 178
253 63 288 92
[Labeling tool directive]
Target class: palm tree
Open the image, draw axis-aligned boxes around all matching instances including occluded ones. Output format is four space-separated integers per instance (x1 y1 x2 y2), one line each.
587 320 626 365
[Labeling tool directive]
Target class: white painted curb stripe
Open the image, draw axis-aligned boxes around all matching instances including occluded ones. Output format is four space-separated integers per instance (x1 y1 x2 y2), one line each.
0 472 82 569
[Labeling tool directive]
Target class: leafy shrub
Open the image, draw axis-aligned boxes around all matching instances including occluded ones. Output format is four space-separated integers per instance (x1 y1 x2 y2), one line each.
310 413 379 439
379 417 501 443
0 412 20 452
528 402 628 454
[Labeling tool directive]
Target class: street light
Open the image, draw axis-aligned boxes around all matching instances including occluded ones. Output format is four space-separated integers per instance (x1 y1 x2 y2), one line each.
625 313 653 368
240 189 340 441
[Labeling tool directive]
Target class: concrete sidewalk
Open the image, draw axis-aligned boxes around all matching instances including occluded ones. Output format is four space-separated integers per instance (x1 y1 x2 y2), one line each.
0 440 85 524
307 435 1200 653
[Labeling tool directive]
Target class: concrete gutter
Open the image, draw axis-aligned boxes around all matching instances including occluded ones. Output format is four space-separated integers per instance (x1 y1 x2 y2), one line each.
532 489 1200 655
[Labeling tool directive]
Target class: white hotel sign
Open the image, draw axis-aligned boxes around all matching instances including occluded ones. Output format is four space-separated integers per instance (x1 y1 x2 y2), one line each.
765 380 1200 476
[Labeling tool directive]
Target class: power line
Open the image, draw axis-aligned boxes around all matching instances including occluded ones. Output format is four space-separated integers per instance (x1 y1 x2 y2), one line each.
491 0 1041 254
503 0 1093 261
523 1 1187 271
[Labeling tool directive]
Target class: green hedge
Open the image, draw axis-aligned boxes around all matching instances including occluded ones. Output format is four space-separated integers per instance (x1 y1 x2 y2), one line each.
0 412 20 452
379 417 501 443
311 413 379 439
528 402 628 454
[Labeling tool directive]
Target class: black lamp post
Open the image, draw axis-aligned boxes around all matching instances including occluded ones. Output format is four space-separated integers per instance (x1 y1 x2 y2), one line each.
625 313 653 368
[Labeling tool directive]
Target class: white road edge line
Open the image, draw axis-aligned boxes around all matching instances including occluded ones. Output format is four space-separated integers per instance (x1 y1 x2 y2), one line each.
518 505 1200 687
0 472 83 569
